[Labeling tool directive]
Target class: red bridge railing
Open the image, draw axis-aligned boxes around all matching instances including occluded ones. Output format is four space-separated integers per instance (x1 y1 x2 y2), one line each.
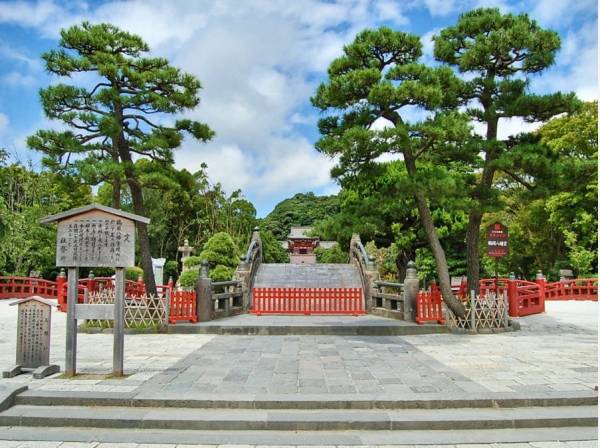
252 287 365 315
168 290 197 323
416 284 445 325
545 278 597 301
0 276 60 300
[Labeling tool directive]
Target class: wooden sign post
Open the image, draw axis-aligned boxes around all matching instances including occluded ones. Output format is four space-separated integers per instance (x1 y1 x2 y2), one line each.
486 222 509 286
41 204 150 377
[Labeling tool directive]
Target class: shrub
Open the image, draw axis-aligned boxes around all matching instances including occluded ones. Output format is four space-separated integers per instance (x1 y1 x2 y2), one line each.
210 264 234 282
178 270 198 289
198 232 239 268
163 260 178 283
183 256 203 269
125 266 143 281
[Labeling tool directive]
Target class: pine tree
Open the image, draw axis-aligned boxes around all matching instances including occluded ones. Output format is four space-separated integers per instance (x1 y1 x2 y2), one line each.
312 27 472 316
28 22 214 293
434 8 580 291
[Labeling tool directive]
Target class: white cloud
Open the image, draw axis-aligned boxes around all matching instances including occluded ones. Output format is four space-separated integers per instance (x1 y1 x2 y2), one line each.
472 117 543 140
531 0 596 27
423 0 457 17
0 0 60 27
4 71 37 87
529 19 598 101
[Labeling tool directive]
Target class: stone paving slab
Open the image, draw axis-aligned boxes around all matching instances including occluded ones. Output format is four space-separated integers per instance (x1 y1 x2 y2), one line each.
0 427 597 446
0 301 597 401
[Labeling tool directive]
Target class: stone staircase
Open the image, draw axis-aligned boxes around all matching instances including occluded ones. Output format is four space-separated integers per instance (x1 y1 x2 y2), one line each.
0 389 596 444
254 263 363 289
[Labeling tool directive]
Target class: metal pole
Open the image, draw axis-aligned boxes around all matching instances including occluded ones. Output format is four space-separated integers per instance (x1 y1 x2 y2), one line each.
113 267 125 377
65 267 78 377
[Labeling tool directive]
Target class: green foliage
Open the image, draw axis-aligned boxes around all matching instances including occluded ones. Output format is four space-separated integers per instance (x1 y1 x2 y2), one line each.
209 265 234 282
433 8 580 285
163 260 178 283
260 230 290 263
125 266 143 281
183 256 203 269
178 270 198 289
0 160 91 277
315 244 347 264
198 232 239 269
261 193 339 240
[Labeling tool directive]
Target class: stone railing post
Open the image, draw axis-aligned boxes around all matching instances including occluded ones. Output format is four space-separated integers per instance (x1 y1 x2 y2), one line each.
196 260 213 322
56 268 67 312
535 270 546 313
137 274 146 296
87 271 96 294
403 261 419 321
507 273 518 317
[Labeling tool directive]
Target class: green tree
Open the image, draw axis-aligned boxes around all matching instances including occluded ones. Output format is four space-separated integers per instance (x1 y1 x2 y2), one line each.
312 27 471 315
315 244 347 264
27 22 214 294
260 230 290 263
433 8 579 290
0 161 91 277
261 193 339 240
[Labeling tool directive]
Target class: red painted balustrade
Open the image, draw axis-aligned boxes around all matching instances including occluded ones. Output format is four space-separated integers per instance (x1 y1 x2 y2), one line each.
545 278 598 301
168 289 197 323
251 287 364 315
0 276 60 300
416 283 445 325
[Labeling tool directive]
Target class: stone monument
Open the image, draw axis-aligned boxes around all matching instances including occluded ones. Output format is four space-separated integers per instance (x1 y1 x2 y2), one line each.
152 257 166 285
2 296 59 379
41 203 150 377
178 239 195 272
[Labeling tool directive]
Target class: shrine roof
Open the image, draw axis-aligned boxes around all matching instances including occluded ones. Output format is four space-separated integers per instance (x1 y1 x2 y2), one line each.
40 203 150 225
288 226 318 239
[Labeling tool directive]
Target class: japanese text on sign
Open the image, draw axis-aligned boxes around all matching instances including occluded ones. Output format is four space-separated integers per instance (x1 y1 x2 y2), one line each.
487 222 509 258
56 216 135 267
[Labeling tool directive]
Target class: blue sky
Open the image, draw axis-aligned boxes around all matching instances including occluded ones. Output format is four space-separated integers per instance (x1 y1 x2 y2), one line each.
0 0 597 217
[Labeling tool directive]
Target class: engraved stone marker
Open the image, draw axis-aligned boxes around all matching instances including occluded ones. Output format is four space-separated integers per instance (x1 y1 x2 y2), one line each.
2 296 59 379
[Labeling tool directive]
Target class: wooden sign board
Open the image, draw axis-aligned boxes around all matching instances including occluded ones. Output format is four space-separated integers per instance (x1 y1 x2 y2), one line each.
55 210 135 267
41 204 150 377
487 222 509 258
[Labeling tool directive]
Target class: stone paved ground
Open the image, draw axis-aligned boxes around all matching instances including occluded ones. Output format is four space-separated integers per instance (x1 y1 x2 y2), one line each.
0 301 597 396
0 441 597 447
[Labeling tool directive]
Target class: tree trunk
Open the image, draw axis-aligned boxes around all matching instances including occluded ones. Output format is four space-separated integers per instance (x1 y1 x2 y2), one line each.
465 115 498 293
465 211 482 293
114 104 156 295
404 153 466 317
111 176 121 209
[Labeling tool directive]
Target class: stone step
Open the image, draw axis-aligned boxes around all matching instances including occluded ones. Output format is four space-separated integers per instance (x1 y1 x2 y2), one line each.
15 389 599 410
255 263 363 288
0 404 596 431
0 425 597 446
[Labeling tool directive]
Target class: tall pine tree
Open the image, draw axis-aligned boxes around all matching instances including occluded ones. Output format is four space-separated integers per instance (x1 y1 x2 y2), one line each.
434 8 580 291
28 22 213 293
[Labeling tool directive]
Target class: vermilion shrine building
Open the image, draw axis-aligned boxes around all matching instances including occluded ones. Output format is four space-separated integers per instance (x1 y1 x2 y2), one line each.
283 226 337 264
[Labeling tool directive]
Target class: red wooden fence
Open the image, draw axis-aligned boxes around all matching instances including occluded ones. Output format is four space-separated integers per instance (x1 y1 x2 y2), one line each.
252 287 364 315
168 290 197 323
0 276 60 300
545 278 598 301
416 284 445 325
